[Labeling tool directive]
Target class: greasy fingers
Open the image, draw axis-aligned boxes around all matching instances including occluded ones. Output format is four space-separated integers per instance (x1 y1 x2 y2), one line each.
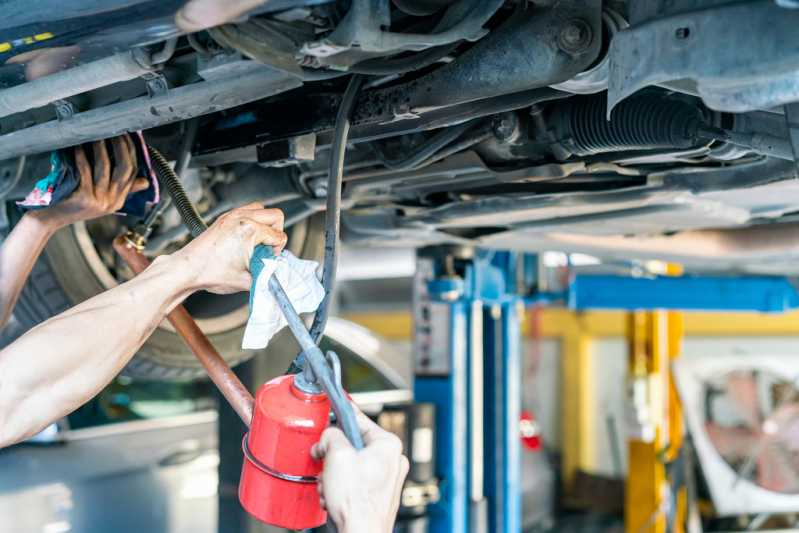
74 145 93 190
36 134 150 228
110 134 137 186
91 140 110 188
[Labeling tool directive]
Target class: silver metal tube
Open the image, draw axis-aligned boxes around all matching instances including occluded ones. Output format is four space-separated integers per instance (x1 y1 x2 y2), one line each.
0 51 155 119
267 275 365 450
0 67 302 160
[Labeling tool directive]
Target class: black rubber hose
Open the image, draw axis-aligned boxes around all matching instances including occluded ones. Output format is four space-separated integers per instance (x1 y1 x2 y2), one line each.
550 93 706 156
147 144 207 238
308 74 365 344
373 119 477 170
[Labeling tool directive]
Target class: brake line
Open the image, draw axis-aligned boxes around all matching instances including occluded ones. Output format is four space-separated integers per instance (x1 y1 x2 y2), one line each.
308 74 365 344
373 118 479 170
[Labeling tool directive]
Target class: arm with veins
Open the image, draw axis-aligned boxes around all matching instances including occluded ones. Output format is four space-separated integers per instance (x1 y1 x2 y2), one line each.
0 203 287 448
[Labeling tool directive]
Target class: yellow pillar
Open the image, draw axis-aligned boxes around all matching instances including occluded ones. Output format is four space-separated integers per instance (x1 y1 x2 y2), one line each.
560 316 594 494
625 309 685 533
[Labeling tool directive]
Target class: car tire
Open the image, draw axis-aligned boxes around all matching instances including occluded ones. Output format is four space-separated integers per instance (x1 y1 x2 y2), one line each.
12 212 325 381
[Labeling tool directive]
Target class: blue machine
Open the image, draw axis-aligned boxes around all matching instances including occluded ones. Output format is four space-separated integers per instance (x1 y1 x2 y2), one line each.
413 249 522 533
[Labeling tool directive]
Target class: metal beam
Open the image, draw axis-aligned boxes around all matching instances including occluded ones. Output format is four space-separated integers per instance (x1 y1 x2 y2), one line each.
0 67 301 160
568 275 799 313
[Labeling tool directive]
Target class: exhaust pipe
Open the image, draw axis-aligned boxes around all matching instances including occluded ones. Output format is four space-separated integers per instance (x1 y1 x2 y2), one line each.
0 49 162 120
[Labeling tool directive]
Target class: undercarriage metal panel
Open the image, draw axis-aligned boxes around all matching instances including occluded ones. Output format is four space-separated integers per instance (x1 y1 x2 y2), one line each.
343 158 799 274
608 1 799 114
402 158 796 229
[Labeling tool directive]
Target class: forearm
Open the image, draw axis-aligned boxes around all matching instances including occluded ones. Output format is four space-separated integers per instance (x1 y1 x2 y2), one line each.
0 252 200 447
0 212 59 328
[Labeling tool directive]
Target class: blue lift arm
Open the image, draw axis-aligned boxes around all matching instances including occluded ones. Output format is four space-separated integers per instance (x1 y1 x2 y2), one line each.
567 275 799 312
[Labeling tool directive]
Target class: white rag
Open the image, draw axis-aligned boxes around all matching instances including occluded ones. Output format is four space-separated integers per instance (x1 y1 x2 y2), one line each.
241 251 325 350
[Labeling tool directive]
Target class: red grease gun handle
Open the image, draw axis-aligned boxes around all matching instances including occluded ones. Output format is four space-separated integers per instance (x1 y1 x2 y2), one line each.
251 245 364 450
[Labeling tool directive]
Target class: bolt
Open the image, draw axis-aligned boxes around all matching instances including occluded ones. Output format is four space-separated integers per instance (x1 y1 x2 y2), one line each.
392 103 419 120
492 113 520 143
53 100 75 121
312 180 328 198
558 19 593 54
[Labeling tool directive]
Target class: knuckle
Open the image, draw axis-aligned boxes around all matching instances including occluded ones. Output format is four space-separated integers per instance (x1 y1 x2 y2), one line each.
270 208 285 224
238 219 255 235
399 455 410 475
386 433 404 454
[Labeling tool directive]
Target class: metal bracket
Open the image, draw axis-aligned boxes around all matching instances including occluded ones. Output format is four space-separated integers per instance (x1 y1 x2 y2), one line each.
53 99 75 121
299 0 503 68
786 102 799 175
143 73 169 98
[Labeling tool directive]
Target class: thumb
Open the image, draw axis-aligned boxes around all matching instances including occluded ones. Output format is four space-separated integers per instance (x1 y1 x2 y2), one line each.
130 177 150 193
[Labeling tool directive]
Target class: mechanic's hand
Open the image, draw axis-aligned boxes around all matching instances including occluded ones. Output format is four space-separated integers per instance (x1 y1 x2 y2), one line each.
173 202 287 294
32 134 150 229
311 405 410 533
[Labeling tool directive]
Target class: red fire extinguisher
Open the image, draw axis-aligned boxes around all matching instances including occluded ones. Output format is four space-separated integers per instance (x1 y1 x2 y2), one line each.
239 374 332 530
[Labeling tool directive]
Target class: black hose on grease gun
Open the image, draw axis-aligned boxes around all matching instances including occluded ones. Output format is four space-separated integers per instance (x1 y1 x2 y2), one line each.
146 74 366 450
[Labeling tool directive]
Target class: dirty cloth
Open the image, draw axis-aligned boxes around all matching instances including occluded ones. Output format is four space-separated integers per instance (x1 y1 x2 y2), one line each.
242 247 324 350
17 131 159 218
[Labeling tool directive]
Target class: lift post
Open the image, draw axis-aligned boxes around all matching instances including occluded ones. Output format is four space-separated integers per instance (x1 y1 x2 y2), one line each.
625 309 686 533
413 247 523 533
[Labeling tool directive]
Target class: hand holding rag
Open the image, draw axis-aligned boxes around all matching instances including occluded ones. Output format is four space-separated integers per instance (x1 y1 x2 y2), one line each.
242 248 324 350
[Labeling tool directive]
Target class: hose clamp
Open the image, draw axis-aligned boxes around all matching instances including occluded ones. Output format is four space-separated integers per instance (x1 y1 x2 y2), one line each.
122 230 146 251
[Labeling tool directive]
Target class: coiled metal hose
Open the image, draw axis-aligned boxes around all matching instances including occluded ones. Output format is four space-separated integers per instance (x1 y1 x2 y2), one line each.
146 144 207 237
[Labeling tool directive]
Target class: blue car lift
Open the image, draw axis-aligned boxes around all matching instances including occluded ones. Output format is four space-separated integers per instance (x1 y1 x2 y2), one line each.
412 247 799 533
413 248 523 533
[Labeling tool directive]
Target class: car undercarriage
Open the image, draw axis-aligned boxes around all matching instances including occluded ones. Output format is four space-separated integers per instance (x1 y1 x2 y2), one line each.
2 0 799 376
